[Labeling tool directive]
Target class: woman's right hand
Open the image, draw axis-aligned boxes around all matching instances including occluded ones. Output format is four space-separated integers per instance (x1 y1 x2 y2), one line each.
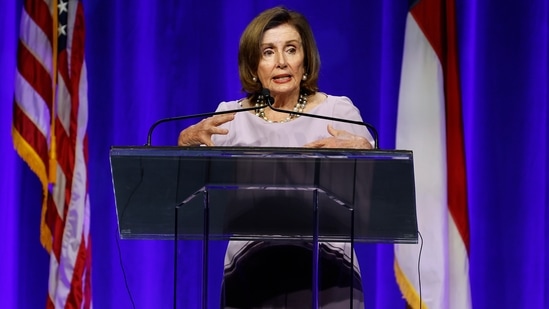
177 113 235 146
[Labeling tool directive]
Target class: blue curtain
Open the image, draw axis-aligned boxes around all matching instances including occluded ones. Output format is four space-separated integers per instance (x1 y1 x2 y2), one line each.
1 0 547 308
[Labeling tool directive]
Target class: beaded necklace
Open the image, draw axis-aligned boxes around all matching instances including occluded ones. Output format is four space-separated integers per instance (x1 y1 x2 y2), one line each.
250 92 308 123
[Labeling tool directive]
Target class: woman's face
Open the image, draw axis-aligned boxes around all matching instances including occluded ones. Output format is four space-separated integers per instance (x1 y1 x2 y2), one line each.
256 23 305 97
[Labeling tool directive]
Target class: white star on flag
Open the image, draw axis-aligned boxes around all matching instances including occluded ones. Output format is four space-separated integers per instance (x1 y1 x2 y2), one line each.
58 24 67 36
58 0 68 14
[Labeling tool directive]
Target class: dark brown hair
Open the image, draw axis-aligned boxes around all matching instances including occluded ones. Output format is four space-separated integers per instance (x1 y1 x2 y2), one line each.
238 6 320 98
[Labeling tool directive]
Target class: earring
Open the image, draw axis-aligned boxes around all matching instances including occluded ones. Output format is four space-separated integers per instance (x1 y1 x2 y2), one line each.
252 76 257 82
302 74 308 81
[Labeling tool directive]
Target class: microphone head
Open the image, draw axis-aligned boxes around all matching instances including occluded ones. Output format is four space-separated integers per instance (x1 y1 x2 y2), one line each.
260 88 270 97
261 88 274 106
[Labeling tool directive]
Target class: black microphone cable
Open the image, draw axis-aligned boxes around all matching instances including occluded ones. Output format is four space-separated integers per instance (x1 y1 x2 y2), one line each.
260 88 380 149
146 104 267 146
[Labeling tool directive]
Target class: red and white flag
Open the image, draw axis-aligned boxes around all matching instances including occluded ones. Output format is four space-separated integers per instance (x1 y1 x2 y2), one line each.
12 0 92 307
394 0 471 308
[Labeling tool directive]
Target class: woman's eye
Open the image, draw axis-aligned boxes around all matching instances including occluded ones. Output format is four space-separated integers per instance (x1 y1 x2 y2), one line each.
286 47 297 54
263 49 274 56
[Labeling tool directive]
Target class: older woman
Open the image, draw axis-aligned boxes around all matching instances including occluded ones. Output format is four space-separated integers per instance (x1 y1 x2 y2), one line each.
179 6 373 308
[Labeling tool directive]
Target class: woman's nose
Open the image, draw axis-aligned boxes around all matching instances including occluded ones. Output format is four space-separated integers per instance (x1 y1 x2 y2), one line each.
276 52 288 68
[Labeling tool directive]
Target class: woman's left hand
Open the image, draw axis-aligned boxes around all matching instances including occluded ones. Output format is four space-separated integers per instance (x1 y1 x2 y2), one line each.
304 125 373 149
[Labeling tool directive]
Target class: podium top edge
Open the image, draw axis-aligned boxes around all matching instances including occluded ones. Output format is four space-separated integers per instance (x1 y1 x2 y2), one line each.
110 146 413 160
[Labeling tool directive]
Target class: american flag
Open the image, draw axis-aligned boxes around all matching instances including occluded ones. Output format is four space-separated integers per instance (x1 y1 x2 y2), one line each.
12 0 92 307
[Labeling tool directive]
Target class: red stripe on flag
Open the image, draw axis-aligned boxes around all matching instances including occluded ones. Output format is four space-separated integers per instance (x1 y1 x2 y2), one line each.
441 0 470 251
13 103 49 164
57 54 79 153
411 0 470 250
46 297 55 309
46 192 64 261
84 232 92 308
70 3 86 87
69 3 86 140
411 0 443 60
17 41 53 107
54 117 75 184
23 0 53 44
65 233 89 307
48 174 72 264
57 50 71 94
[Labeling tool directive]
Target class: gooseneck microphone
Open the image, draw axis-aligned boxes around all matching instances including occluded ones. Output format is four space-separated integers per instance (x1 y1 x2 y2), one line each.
260 88 380 149
146 104 267 146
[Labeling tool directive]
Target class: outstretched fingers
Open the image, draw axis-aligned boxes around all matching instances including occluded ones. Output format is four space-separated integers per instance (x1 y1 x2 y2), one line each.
177 113 235 146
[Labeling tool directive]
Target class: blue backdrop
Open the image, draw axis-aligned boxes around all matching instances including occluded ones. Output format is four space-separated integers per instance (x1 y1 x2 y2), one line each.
1 0 548 308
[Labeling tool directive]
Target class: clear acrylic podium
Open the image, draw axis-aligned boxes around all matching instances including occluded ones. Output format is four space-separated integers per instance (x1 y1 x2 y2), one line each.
110 146 418 308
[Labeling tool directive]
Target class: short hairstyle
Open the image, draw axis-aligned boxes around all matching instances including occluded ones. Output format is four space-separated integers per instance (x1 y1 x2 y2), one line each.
238 6 321 97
